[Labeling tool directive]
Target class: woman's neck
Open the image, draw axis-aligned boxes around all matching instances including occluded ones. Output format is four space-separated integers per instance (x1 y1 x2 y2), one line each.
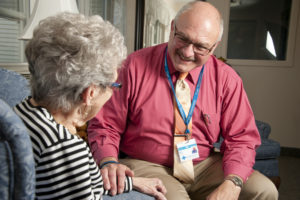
30 98 85 135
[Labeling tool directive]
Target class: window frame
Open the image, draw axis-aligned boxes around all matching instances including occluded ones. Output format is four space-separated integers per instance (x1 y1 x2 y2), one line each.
1 0 137 73
0 0 30 71
209 0 299 67
77 0 136 54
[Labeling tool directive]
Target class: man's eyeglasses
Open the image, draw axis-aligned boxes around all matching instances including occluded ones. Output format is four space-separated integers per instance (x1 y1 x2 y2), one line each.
174 24 216 56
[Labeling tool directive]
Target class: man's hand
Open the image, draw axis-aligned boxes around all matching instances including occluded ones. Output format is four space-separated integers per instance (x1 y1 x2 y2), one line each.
100 160 134 196
132 177 167 200
206 179 241 200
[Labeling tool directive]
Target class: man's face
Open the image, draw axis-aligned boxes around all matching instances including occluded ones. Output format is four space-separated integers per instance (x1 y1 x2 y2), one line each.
167 19 219 72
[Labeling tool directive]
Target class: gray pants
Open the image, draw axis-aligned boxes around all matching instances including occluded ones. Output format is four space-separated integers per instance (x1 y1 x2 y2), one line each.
120 153 278 200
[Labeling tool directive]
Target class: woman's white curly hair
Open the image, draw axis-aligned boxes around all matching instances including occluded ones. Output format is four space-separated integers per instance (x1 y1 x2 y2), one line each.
25 12 127 112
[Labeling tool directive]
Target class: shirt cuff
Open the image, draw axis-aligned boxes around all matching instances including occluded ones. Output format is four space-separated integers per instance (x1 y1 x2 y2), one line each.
90 141 119 165
223 162 254 182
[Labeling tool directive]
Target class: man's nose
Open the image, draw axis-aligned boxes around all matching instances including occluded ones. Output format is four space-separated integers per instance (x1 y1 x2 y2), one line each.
181 43 195 59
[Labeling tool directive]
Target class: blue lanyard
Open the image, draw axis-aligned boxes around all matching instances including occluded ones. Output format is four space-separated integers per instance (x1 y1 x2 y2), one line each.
164 48 205 134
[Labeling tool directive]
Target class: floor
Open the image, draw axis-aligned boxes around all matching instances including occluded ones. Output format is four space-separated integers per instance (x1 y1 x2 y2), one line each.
278 155 300 200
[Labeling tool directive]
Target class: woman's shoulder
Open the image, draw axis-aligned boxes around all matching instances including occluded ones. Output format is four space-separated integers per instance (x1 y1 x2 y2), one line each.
14 99 82 150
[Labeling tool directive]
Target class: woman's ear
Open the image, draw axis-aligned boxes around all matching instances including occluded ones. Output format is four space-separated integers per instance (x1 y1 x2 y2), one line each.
81 85 97 106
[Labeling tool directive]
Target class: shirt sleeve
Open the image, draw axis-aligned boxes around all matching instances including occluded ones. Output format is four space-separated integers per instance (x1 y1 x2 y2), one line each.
219 69 261 182
88 57 132 164
36 139 104 200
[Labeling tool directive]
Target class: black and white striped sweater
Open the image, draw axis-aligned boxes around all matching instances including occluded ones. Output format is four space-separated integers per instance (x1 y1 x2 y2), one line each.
14 98 132 200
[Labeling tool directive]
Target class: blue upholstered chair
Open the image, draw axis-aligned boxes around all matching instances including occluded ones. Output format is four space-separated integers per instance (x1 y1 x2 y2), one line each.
253 120 281 188
0 99 35 200
253 120 281 177
0 68 30 107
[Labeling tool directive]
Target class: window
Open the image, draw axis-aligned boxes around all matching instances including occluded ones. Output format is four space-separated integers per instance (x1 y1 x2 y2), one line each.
77 0 135 53
77 0 135 52
228 0 291 60
209 0 299 66
0 0 28 64
0 0 136 73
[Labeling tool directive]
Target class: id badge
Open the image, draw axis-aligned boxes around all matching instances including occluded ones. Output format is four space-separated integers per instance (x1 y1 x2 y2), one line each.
176 138 199 162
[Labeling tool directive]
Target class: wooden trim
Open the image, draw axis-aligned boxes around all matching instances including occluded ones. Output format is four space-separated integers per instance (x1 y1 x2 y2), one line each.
281 147 300 158
134 0 145 51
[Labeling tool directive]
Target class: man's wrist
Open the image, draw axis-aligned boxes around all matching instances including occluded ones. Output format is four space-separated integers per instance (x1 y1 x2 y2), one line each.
224 175 243 188
99 157 119 168
100 160 119 169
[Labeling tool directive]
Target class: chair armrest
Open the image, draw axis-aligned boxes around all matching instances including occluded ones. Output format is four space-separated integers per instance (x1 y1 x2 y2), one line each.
255 120 271 139
213 120 272 150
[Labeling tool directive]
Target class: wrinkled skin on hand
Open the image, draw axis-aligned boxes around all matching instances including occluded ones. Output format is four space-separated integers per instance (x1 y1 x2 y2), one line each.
206 180 241 200
101 163 167 200
132 177 167 200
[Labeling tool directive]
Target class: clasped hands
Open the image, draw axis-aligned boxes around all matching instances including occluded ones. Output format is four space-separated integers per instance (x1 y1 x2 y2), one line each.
100 161 167 200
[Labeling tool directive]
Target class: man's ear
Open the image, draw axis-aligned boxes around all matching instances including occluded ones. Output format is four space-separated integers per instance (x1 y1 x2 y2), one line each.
169 20 175 41
210 41 220 55
81 85 96 106
171 20 175 32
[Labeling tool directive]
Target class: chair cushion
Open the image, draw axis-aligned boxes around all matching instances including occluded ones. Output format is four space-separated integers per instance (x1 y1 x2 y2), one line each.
0 68 30 107
0 99 35 199
253 159 279 177
255 139 281 159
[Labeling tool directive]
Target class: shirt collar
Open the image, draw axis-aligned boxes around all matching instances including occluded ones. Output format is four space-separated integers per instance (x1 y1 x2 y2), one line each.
165 51 204 85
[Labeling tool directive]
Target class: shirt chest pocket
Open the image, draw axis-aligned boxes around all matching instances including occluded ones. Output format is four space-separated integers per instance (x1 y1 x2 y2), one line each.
198 110 221 144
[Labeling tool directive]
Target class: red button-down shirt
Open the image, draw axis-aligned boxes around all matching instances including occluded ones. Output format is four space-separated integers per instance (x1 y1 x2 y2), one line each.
88 43 260 181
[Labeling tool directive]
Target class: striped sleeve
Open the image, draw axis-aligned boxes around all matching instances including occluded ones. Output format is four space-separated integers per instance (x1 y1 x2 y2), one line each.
35 140 104 199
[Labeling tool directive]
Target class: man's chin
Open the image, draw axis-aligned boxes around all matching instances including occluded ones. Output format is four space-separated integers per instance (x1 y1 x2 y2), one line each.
174 59 196 71
173 58 195 71
174 64 194 72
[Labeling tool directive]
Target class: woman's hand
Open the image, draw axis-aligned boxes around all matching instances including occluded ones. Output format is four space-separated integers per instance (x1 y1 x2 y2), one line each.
132 177 167 200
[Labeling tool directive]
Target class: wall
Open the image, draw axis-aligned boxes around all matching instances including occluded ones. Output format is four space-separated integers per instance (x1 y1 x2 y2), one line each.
211 0 300 148
235 13 300 148
125 0 136 54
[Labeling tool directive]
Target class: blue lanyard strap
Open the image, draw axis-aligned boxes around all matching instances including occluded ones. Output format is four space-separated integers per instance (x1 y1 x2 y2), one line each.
164 48 205 134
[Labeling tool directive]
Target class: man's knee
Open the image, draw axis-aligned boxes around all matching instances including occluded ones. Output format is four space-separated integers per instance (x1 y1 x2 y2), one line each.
161 175 190 200
240 171 278 200
120 158 190 199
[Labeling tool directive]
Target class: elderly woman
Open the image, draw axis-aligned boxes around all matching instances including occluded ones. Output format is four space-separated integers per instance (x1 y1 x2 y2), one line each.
14 12 166 200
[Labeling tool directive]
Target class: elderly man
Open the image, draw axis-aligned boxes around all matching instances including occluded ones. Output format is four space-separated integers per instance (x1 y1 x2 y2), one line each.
88 1 278 199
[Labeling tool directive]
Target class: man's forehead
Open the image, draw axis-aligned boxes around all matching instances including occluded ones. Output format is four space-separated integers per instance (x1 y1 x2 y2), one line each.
175 19 219 46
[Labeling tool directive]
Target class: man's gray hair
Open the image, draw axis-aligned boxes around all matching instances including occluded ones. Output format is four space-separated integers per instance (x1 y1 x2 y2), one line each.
174 1 224 41
25 12 126 113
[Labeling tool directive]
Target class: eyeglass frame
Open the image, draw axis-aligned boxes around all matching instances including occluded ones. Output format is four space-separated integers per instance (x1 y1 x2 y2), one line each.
173 23 216 56
99 82 122 90
110 82 122 89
